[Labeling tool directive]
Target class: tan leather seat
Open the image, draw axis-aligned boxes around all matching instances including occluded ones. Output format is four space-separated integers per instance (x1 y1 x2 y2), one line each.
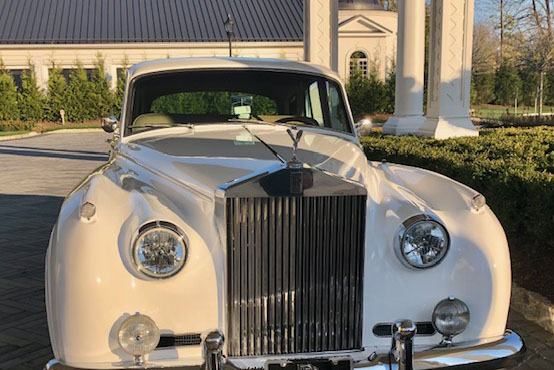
132 113 178 132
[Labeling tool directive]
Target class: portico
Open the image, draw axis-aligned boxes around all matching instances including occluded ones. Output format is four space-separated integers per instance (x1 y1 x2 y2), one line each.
386 0 478 138
384 0 477 138
304 0 478 139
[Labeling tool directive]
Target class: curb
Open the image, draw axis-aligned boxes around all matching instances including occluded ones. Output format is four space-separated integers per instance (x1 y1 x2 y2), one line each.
0 128 103 141
43 128 104 134
511 282 554 335
0 132 39 141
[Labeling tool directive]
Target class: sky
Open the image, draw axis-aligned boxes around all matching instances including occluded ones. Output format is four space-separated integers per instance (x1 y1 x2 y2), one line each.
474 0 495 24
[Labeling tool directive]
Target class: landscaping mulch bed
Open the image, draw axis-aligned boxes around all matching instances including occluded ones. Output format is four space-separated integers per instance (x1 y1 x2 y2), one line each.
510 236 554 303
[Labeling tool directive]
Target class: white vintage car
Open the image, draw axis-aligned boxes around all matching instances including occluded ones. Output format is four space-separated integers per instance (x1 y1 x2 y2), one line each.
45 58 524 370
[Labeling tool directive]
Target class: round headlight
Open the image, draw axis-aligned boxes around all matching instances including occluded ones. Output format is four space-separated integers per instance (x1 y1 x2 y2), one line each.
396 216 450 269
432 297 470 339
118 313 160 357
133 223 187 278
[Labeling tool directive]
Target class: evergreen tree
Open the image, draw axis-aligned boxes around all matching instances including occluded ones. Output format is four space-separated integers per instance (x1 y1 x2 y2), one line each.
346 67 386 119
517 67 540 107
65 61 94 122
46 64 67 122
546 69 554 106
383 65 396 114
0 61 19 120
91 55 113 117
471 72 495 105
112 59 128 118
494 62 520 106
18 63 44 122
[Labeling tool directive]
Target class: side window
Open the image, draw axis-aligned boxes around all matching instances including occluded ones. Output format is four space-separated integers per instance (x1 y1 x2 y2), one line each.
326 81 348 131
306 82 324 126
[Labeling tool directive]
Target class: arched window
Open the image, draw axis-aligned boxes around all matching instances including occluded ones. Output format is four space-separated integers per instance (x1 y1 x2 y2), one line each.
349 51 368 78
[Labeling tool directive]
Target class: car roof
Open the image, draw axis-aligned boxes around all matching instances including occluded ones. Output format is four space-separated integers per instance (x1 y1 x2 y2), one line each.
127 57 341 81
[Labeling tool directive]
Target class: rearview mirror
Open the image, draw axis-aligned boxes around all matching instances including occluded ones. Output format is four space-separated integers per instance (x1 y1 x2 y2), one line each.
101 116 119 133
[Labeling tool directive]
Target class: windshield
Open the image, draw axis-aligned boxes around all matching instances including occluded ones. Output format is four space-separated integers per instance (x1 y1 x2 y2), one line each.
126 70 352 136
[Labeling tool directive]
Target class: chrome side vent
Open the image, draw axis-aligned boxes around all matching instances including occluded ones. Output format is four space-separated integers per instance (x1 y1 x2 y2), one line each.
226 195 366 356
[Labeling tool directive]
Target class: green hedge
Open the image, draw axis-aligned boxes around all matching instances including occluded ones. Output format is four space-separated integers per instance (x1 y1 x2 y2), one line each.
0 121 34 132
360 127 554 249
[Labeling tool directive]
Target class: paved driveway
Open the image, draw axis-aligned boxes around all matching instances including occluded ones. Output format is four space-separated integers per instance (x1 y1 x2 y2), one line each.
0 132 552 369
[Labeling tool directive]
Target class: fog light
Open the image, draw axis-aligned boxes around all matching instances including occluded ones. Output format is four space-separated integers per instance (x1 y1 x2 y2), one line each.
432 297 470 344
118 313 160 365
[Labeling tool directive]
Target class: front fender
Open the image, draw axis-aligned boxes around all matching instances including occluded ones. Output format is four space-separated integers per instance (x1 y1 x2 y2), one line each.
361 162 511 350
46 160 220 368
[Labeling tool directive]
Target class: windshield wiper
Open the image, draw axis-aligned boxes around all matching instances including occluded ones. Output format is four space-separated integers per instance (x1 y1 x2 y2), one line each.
227 118 275 125
127 123 194 129
242 125 286 164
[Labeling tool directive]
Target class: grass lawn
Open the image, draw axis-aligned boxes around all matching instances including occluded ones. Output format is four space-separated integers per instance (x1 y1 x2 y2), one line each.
0 130 30 137
473 104 554 119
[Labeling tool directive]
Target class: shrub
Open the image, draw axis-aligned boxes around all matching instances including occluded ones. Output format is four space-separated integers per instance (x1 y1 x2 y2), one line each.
46 64 67 122
112 63 128 118
91 56 114 117
360 128 554 249
0 64 19 121
480 114 554 128
65 61 95 122
346 69 387 119
18 64 44 122
0 121 34 132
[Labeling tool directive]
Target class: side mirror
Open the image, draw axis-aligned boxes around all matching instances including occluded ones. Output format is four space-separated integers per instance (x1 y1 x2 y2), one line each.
101 115 119 133
355 118 373 136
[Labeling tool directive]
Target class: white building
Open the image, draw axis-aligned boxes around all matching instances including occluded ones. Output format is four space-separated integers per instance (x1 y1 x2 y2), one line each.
0 0 397 89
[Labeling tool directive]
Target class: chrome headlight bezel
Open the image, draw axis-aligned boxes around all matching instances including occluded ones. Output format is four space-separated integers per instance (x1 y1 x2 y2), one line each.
132 221 188 279
394 214 450 269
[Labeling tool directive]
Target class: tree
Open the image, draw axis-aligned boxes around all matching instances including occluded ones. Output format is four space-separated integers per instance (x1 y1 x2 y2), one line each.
46 63 67 122
112 57 129 118
65 61 94 122
522 0 554 115
546 68 554 106
18 63 44 122
91 55 113 118
472 72 496 105
383 63 396 114
379 0 397 11
0 61 18 120
346 65 387 119
472 24 498 105
494 62 520 105
481 0 525 62
517 66 540 107
472 24 498 74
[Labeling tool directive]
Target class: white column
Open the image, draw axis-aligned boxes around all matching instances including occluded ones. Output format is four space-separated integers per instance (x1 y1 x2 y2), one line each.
31 58 48 90
421 0 478 139
304 0 339 71
383 0 426 134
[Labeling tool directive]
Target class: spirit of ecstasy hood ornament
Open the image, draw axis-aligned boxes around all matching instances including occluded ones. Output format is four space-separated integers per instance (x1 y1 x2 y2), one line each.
286 128 304 168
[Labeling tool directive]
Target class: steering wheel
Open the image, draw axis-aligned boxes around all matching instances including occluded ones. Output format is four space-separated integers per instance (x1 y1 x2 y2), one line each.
276 116 320 126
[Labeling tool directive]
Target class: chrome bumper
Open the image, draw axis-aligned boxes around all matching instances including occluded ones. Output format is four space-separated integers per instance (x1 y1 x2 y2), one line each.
45 330 524 370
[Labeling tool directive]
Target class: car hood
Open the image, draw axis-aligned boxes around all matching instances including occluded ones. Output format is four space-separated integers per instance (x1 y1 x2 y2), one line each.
119 124 368 197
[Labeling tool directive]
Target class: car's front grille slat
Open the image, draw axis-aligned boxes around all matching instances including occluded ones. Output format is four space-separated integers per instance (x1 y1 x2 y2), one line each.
227 195 366 356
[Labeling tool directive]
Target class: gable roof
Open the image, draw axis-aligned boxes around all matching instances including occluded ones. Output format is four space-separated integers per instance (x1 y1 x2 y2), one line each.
339 14 394 35
0 0 304 44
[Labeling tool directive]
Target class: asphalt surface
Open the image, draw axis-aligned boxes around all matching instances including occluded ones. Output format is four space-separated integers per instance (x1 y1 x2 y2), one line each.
0 132 551 369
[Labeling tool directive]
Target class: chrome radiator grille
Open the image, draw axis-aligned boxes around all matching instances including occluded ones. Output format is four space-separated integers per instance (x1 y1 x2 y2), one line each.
226 195 366 356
